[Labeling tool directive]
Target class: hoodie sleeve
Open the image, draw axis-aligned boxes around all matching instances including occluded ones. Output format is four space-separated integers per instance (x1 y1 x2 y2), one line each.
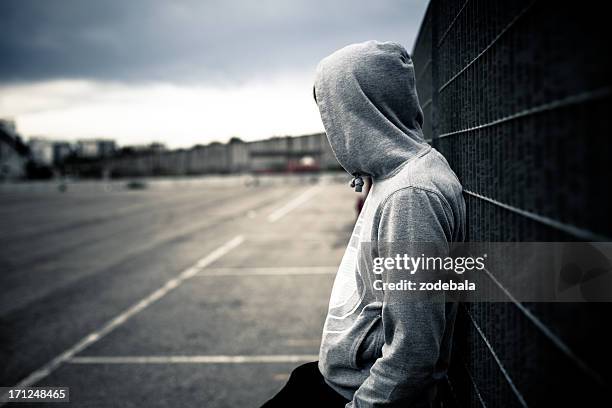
349 187 454 408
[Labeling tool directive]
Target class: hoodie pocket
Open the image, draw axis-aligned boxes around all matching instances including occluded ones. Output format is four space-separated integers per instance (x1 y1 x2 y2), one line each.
349 314 382 369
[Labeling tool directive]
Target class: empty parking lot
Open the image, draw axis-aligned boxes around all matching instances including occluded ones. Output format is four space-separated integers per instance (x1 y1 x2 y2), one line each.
0 176 355 407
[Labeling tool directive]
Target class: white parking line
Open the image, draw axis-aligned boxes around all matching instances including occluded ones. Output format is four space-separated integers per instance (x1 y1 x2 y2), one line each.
284 339 321 347
195 266 337 277
267 186 318 223
1 235 245 405
68 355 318 364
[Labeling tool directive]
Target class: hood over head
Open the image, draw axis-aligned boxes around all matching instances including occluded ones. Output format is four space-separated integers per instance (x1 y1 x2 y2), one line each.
314 40 428 181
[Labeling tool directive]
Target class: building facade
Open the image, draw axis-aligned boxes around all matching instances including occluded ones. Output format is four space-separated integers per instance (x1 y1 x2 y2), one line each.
0 119 28 180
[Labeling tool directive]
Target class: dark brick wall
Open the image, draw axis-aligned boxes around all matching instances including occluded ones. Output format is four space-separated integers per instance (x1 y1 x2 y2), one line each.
411 1 612 406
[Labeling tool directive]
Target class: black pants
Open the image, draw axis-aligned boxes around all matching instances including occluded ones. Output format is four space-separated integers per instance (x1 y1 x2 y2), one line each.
261 362 350 407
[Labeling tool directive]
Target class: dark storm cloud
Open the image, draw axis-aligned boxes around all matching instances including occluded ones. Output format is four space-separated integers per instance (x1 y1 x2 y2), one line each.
0 0 427 84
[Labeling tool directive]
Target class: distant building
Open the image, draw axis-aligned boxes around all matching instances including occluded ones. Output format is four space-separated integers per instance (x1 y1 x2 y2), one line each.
0 119 28 180
52 142 72 165
119 142 167 155
248 133 338 173
76 139 116 158
66 133 340 178
228 137 249 172
29 138 73 165
28 138 55 165
0 119 16 134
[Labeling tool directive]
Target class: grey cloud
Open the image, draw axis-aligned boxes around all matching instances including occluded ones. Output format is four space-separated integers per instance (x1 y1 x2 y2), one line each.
0 0 428 84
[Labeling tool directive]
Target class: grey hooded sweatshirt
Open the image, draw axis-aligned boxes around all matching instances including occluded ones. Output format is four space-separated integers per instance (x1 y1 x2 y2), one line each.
315 41 466 407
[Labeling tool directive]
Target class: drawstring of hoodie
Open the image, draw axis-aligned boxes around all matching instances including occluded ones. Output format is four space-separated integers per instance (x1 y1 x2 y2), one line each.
350 173 364 192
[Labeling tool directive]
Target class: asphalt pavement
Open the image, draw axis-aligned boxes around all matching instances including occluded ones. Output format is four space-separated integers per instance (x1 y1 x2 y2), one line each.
0 176 356 407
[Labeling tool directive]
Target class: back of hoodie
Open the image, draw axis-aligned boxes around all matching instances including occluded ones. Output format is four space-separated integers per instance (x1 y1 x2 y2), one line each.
314 41 466 407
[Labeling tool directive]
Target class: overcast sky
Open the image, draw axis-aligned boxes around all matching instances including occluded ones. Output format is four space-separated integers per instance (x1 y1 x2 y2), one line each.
0 0 429 148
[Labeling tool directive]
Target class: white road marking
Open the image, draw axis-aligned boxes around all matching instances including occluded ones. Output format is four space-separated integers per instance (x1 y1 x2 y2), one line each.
195 266 337 277
0 235 245 405
68 355 318 364
267 186 318 223
284 339 321 347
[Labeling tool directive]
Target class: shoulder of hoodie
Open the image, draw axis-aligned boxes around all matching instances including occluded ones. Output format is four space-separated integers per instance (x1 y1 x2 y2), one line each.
375 147 463 217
